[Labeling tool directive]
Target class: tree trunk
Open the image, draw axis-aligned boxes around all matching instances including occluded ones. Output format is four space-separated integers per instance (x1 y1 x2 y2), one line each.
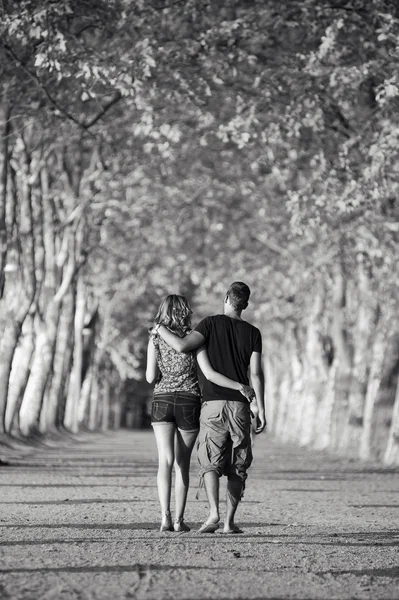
284 326 305 443
384 375 399 465
263 352 278 433
315 262 352 450
0 131 36 433
88 374 100 431
299 290 328 447
2 138 37 435
314 360 337 450
332 367 352 453
112 385 123 431
101 376 110 432
40 167 56 292
368 333 399 462
64 277 86 433
78 364 93 427
274 364 291 440
31 177 45 302
19 302 59 436
0 100 11 299
45 292 75 430
78 304 98 427
342 260 379 455
5 316 34 434
0 321 23 433
58 339 74 429
88 351 101 431
359 319 392 460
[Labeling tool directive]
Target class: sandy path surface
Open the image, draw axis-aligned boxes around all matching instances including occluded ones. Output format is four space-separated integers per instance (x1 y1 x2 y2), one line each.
0 429 399 600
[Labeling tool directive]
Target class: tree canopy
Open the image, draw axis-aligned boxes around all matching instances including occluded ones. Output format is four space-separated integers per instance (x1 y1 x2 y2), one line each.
1 0 399 461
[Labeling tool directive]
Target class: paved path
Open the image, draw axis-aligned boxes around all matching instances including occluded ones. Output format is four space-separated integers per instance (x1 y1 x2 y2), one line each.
0 429 399 600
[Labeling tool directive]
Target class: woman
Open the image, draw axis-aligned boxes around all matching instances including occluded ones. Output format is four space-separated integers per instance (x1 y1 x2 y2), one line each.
146 294 252 533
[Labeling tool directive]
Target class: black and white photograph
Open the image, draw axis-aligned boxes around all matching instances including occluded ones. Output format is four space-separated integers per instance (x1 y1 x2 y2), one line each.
0 0 399 598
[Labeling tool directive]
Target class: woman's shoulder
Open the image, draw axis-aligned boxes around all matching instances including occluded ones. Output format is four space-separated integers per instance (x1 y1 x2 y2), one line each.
153 334 174 351
149 331 160 346
165 325 187 338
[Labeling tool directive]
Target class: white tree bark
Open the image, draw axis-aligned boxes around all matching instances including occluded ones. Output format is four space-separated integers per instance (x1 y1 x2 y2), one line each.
384 378 399 465
359 321 389 460
64 277 86 433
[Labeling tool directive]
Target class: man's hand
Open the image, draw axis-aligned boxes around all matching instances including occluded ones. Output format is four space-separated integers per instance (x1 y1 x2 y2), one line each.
255 411 266 434
249 400 266 433
238 383 255 401
249 399 258 420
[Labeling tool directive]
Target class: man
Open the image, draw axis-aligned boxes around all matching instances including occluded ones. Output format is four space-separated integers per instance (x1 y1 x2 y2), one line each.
157 281 266 534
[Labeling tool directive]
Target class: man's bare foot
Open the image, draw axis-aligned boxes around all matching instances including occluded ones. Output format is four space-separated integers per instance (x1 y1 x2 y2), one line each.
198 518 219 533
223 523 243 534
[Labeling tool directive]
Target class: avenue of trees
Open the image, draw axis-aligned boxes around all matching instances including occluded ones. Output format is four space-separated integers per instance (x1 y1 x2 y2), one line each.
0 0 399 464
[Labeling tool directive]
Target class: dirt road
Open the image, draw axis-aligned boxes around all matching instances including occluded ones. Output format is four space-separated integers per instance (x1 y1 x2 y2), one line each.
0 429 398 600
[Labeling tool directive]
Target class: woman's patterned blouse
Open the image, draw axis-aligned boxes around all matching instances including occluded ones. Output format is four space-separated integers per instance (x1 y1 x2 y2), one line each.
151 332 201 396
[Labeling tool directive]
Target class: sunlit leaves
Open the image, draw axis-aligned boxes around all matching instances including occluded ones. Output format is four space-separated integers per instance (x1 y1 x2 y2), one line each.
2 0 399 380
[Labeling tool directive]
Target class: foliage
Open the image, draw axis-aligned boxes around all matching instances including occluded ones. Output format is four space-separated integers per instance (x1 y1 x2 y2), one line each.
0 0 399 453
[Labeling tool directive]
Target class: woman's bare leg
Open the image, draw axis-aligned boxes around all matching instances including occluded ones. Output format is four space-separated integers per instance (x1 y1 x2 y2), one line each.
152 423 175 530
174 428 198 526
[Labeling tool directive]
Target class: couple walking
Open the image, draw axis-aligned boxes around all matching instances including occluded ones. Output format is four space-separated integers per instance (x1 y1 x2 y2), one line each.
146 282 266 534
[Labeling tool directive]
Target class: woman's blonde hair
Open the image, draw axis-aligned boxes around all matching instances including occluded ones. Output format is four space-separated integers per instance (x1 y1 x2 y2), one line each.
153 295 192 337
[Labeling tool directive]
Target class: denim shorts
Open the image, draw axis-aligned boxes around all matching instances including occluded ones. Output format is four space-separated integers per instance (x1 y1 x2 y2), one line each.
151 392 201 431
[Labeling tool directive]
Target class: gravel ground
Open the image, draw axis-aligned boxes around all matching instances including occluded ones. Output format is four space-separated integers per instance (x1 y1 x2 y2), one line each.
0 429 399 600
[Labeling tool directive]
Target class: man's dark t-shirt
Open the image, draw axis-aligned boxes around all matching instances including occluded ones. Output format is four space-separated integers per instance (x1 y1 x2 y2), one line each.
195 315 262 403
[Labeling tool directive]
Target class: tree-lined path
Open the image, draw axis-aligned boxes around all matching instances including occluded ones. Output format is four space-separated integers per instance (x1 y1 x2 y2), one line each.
1 430 398 600
1 0 399 467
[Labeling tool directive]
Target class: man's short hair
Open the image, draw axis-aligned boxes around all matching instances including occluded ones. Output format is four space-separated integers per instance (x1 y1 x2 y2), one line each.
226 282 251 311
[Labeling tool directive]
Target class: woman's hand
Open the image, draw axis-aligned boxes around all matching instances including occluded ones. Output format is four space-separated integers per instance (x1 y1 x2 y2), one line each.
238 383 255 401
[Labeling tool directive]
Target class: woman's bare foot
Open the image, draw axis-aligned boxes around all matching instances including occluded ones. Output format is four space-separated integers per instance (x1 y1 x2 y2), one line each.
174 517 190 532
160 510 173 532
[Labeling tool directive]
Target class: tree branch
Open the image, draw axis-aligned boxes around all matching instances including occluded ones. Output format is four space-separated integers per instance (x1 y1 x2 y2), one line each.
3 43 93 135
150 0 188 10
83 92 122 129
253 233 293 258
